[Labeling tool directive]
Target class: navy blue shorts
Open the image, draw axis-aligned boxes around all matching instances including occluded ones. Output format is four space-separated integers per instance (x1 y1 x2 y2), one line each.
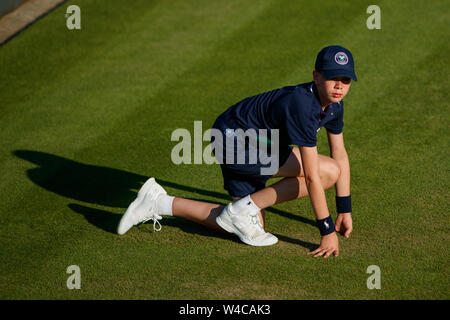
211 114 292 198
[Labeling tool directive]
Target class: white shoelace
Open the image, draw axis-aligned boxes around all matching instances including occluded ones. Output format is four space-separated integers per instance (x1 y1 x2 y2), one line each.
248 211 264 235
139 197 162 232
142 216 162 232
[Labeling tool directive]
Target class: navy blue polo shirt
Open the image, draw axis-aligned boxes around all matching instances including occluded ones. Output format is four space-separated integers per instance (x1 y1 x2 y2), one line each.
219 81 344 148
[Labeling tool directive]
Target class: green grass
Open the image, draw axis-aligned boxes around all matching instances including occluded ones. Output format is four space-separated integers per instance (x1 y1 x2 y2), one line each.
0 0 449 299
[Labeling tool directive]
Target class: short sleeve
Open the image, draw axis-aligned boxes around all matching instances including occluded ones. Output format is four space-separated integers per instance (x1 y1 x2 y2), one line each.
324 101 344 134
270 94 318 147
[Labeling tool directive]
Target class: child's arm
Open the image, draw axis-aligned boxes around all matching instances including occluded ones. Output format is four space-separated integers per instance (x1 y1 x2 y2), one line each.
327 132 353 238
299 145 339 258
327 132 350 195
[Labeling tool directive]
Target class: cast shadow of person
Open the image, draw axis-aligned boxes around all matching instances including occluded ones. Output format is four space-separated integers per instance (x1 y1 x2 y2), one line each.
13 150 316 248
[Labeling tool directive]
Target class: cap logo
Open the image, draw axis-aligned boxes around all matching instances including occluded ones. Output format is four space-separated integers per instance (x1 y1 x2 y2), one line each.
334 52 348 65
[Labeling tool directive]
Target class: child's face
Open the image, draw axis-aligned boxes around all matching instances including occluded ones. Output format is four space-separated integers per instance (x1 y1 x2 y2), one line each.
313 71 351 106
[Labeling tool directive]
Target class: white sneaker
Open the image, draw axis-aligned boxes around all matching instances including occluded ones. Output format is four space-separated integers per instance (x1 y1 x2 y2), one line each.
216 204 278 246
117 178 167 235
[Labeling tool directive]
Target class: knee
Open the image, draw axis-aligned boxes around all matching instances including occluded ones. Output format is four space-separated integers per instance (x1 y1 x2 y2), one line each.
322 159 341 184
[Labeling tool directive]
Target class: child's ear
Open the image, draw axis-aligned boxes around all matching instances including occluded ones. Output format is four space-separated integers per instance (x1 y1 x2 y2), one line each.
312 70 318 84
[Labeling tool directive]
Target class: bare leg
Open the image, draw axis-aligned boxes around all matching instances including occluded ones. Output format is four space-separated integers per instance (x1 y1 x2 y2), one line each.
172 198 226 232
169 147 340 232
171 197 265 232
251 147 340 209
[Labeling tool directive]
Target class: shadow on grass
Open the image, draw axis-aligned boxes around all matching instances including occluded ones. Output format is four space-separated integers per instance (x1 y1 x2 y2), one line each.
67 204 122 234
273 234 317 251
13 150 316 247
67 203 241 244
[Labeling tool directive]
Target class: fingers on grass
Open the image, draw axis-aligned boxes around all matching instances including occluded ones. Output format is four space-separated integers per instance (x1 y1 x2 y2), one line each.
325 248 339 258
313 248 329 258
308 247 340 258
314 250 325 258
344 228 353 238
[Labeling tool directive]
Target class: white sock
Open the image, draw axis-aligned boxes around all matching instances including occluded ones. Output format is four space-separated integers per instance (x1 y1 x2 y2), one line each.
230 195 260 214
157 194 175 216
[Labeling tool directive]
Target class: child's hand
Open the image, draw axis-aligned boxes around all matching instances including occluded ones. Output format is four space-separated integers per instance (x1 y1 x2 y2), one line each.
335 212 353 238
308 232 339 258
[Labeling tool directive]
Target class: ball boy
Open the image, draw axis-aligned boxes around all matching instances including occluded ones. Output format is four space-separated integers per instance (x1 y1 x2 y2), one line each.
117 45 356 258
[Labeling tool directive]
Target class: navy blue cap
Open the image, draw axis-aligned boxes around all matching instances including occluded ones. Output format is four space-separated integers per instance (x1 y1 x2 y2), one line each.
315 45 357 81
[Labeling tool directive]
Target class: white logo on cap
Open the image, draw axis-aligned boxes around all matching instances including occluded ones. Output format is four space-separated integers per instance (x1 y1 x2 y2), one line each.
334 52 349 65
